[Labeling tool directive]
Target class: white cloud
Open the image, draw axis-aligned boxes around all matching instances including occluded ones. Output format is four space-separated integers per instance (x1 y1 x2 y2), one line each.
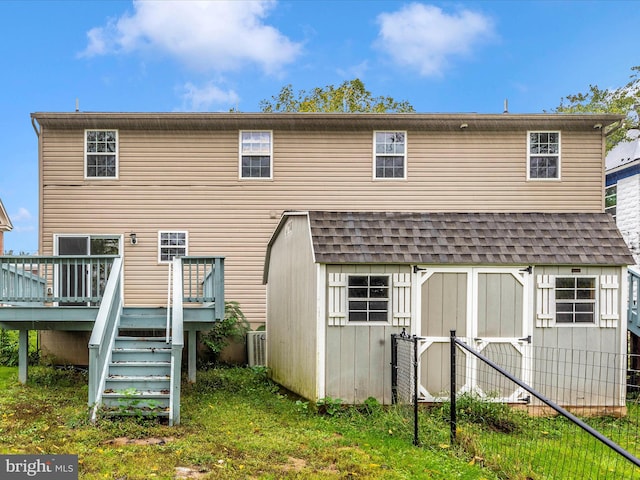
375 3 495 77
11 207 32 222
80 0 302 75
178 82 240 111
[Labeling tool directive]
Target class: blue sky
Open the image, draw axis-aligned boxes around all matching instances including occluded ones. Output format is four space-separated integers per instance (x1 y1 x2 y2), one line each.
1 0 639 253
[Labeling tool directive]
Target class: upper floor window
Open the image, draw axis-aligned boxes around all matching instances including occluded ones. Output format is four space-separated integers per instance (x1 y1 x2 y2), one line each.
528 131 560 180
85 130 117 178
158 231 188 263
374 131 406 179
240 131 272 179
348 275 390 322
555 276 596 324
605 184 617 218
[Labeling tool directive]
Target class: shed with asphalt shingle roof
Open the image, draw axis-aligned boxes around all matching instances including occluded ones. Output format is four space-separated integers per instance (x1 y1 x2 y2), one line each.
264 210 633 407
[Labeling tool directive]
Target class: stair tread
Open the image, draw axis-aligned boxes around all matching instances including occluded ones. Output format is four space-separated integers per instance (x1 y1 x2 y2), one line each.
103 389 170 395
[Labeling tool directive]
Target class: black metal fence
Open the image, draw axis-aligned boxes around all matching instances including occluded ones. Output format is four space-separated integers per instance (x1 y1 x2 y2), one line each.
390 330 640 478
390 330 420 446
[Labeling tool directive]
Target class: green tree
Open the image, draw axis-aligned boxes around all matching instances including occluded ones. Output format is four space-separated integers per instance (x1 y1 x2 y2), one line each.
553 66 640 151
259 79 415 113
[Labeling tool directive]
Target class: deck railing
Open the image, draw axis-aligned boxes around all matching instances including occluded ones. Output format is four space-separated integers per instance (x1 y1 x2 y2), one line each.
181 256 225 320
629 267 640 338
0 255 118 305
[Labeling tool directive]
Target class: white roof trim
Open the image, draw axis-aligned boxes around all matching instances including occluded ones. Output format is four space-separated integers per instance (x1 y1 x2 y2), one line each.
0 199 13 231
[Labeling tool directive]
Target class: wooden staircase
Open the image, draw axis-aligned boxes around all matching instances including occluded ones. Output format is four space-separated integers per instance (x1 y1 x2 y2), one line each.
101 308 172 419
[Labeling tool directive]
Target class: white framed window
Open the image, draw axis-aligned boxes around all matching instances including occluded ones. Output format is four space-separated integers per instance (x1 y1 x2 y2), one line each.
605 184 617 218
85 130 118 178
347 274 390 322
527 131 560 180
555 276 596 324
240 130 272 179
374 131 406 179
158 231 188 263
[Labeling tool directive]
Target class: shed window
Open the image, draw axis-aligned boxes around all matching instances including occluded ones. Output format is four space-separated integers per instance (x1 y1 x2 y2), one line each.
158 231 188 263
555 276 596 324
528 131 560 180
240 131 272 179
85 130 117 178
374 131 406 179
348 275 390 322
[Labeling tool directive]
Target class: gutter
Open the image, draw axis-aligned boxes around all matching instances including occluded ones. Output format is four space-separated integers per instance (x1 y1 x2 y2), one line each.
31 116 40 137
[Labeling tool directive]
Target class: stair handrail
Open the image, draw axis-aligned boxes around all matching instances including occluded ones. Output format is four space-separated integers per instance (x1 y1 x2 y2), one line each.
166 261 172 343
170 257 184 426
88 256 123 414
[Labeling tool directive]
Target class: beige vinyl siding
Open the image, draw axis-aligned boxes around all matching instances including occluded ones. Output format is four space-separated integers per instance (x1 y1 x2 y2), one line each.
40 126 606 325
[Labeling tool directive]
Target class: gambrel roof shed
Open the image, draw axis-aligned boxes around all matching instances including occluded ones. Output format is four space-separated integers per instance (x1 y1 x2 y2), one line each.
264 211 634 280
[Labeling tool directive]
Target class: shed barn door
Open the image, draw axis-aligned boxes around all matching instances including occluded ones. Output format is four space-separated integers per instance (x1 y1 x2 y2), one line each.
418 268 530 403
418 270 470 401
473 270 530 403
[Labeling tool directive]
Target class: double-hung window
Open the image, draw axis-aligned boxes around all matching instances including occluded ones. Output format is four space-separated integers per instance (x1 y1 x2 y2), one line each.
555 276 596 324
348 275 390 322
158 231 188 263
85 130 118 178
240 131 272 179
528 131 560 180
374 131 406 179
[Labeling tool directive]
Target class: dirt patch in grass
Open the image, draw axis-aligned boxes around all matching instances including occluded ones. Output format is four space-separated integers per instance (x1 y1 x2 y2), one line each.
102 436 175 446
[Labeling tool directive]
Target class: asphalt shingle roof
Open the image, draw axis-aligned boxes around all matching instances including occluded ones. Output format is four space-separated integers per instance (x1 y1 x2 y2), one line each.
306 211 634 266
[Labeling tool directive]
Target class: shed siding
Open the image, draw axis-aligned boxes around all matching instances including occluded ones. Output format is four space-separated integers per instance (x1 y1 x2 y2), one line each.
324 264 410 404
532 265 627 406
41 127 605 324
265 215 318 400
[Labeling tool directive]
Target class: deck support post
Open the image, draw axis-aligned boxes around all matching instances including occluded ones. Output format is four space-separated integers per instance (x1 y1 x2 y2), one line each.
188 329 197 383
18 329 28 384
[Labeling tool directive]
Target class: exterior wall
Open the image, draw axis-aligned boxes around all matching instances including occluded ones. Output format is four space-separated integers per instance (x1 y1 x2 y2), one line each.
265 214 318 400
532 265 627 407
39 125 606 326
615 174 640 263
324 264 410 405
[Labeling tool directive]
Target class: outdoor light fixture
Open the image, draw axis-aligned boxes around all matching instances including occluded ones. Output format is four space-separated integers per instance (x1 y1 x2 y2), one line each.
593 123 603 130
460 123 469 129
129 233 138 245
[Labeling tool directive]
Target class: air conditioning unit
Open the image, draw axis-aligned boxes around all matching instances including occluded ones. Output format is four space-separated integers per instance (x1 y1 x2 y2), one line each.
247 331 267 366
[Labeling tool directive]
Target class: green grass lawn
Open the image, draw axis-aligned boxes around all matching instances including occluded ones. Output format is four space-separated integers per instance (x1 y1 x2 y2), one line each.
0 366 497 479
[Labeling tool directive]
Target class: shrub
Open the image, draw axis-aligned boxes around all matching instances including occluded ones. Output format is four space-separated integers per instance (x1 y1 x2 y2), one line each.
200 301 250 364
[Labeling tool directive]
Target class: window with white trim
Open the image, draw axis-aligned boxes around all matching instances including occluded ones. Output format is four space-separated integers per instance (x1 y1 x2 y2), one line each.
85 130 117 178
240 131 272 179
555 276 596 324
605 184 617 218
158 231 188 263
528 131 560 180
374 131 406 179
348 275 390 322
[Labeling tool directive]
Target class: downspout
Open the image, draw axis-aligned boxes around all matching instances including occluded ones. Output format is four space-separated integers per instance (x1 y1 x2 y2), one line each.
31 116 43 256
31 116 40 138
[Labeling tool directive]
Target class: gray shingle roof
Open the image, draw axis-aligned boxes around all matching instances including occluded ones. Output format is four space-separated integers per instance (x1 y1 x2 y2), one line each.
306 211 634 266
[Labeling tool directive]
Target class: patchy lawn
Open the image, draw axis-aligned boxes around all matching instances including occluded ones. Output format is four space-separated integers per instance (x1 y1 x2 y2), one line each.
0 365 496 479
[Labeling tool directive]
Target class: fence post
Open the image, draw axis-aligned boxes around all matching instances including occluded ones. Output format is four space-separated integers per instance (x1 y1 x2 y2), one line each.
413 335 419 446
450 329 457 445
391 334 398 404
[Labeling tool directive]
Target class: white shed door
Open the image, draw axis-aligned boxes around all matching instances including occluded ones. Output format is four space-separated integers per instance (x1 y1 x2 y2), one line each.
418 268 530 402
